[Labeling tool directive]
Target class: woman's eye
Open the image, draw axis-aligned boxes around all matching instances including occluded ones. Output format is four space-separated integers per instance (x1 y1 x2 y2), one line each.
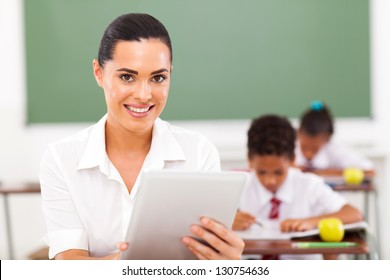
120 74 134 83
151 75 166 83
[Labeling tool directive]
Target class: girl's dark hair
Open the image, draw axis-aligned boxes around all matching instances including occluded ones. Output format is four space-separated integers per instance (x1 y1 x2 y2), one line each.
98 13 172 67
247 115 296 160
299 102 334 136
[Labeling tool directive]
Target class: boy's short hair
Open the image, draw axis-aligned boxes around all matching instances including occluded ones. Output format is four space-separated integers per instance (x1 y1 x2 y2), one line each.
247 114 296 160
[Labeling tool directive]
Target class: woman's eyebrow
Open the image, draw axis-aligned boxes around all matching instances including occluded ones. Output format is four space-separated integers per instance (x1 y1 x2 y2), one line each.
116 68 138 74
115 68 169 75
151 68 169 75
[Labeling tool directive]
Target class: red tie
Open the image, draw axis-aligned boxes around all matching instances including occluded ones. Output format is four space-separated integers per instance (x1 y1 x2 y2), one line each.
269 197 281 219
262 197 282 260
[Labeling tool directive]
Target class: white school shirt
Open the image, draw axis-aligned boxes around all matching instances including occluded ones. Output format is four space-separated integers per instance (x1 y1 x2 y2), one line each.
40 115 220 259
295 140 373 170
239 168 347 260
240 168 346 223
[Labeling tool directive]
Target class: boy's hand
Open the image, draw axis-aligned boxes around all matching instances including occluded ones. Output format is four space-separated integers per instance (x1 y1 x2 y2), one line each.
232 211 256 230
280 218 317 232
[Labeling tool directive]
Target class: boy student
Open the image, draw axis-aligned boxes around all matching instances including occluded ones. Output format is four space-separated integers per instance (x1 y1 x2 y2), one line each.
233 115 363 259
295 101 375 177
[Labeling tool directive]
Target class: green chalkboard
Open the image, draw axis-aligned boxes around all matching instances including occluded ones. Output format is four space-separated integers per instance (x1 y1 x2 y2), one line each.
25 0 370 123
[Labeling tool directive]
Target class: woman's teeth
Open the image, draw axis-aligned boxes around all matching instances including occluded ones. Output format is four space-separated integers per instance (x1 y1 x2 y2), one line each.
126 105 150 113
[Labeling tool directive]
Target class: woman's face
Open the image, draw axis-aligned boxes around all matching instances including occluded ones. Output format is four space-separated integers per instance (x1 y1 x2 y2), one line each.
93 39 171 134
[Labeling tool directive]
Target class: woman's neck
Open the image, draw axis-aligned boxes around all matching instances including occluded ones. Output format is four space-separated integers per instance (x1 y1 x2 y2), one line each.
104 118 153 156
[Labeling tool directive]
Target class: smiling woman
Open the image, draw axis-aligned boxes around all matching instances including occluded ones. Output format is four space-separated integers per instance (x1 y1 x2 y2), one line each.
39 13 244 260
94 39 170 141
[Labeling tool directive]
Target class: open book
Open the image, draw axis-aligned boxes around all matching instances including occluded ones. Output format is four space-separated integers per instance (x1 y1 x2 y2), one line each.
235 221 368 240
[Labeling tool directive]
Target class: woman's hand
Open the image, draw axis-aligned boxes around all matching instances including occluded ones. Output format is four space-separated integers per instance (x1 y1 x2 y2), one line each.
102 242 129 260
182 217 244 260
232 211 256 230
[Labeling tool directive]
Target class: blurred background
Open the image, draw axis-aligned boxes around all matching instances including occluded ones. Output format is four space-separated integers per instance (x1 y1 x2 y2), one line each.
1 0 389 259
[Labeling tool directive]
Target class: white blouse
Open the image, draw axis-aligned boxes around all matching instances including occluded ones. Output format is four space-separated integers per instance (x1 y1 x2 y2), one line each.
40 115 220 259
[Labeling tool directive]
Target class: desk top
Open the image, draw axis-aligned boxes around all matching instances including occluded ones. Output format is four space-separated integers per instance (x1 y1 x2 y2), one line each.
0 182 40 194
331 183 374 192
243 233 368 255
324 177 375 192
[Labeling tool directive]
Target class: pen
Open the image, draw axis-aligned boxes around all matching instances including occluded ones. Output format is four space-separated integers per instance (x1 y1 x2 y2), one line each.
254 220 264 227
292 242 358 248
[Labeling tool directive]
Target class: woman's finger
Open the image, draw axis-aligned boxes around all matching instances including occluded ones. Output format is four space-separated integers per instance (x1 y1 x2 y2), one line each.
182 236 222 260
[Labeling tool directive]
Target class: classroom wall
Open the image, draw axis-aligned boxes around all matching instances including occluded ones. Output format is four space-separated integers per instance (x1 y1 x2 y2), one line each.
1 0 390 259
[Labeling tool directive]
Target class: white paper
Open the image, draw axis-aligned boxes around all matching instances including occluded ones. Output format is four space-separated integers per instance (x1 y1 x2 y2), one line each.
235 221 368 240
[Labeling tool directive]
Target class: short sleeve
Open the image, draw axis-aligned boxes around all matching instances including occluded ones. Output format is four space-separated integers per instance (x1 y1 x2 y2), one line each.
40 147 88 259
309 178 347 215
197 136 221 171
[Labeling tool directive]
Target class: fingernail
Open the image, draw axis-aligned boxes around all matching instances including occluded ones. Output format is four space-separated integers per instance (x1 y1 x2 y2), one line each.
182 237 190 245
201 217 210 225
190 224 199 233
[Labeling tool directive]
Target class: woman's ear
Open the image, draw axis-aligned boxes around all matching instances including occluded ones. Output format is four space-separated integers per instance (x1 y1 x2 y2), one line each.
92 59 103 87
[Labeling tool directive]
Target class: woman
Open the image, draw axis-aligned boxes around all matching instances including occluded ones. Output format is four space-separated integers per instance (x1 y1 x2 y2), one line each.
40 13 244 260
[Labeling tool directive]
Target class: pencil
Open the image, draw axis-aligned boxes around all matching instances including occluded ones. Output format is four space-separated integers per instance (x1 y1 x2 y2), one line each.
254 220 264 227
291 242 358 248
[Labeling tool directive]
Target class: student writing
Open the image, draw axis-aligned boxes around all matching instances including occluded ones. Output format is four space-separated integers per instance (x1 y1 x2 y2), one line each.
233 115 363 259
295 101 375 177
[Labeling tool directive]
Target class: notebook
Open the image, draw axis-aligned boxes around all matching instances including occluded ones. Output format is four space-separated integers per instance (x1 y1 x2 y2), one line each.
235 221 368 240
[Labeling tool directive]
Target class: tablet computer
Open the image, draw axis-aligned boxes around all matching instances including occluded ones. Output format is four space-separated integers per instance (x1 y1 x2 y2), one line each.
121 170 248 260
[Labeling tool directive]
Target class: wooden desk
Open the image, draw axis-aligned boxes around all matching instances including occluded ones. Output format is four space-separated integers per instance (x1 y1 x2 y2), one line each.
325 179 381 259
328 181 375 225
243 232 369 258
0 182 41 259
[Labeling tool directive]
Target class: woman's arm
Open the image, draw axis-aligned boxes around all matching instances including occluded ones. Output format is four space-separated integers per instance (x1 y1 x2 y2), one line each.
55 242 129 260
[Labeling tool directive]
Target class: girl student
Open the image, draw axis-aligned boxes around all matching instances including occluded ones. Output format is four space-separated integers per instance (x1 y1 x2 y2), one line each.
295 101 375 177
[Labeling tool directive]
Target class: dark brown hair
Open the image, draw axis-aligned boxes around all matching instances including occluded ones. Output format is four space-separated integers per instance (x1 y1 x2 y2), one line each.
98 13 172 67
248 114 296 160
299 102 334 136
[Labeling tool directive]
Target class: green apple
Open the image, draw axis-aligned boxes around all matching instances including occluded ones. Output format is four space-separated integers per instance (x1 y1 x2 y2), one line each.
343 168 364 185
318 218 344 242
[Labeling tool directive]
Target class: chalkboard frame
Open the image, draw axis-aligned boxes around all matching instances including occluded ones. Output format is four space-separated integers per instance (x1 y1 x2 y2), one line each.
24 0 370 123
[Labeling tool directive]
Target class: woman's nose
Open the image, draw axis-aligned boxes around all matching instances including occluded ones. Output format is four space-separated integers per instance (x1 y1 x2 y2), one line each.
134 81 152 102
